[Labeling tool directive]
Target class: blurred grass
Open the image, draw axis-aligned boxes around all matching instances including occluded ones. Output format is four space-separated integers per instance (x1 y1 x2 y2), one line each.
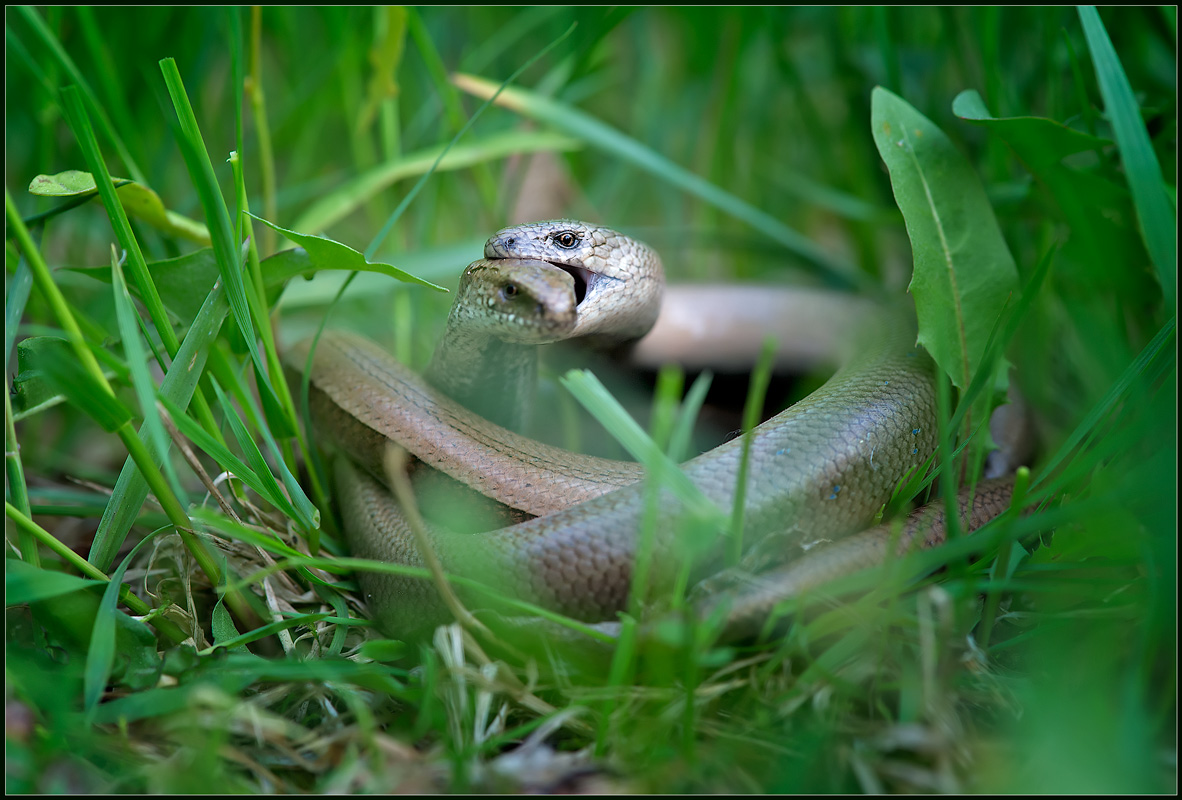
5 6 1176 794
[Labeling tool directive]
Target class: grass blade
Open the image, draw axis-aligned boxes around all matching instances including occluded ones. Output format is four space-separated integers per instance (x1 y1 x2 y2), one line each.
13 6 146 184
560 369 725 527
1078 6 1176 305
453 72 861 288
291 130 582 235
89 282 230 570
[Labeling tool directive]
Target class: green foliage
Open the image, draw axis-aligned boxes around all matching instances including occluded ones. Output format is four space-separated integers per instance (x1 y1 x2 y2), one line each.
871 87 1019 392
14 336 132 431
251 214 447 292
28 170 210 244
5 5 1175 795
1078 6 1176 305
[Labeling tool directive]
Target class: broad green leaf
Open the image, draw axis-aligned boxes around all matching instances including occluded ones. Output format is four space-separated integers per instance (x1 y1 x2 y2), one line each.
1078 7 1176 305
951 90 1112 169
211 600 247 651
290 129 582 235
360 639 412 662
27 169 106 195
15 336 132 432
68 248 222 325
70 247 318 326
953 89 1149 297
5 558 102 604
870 87 1019 391
249 214 447 292
28 170 210 244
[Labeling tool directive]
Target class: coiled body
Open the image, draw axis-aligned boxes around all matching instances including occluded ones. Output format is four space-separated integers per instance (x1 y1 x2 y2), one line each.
287 221 969 634
320 319 940 629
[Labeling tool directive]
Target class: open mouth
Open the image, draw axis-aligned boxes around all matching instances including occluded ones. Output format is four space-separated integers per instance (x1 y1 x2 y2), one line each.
488 257 592 307
547 261 592 306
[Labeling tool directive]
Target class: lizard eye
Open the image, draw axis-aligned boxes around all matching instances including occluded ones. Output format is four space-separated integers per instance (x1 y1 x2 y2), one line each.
553 231 580 249
501 283 518 300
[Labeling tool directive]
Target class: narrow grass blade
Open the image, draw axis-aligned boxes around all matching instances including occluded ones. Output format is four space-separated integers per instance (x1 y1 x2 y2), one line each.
366 23 577 259
89 282 230 571
405 7 499 208
14 337 131 433
109 245 184 500
1078 6 1176 305
6 234 38 375
13 6 146 184
560 369 725 527
1035 315 1176 490
728 338 778 563
667 371 713 464
5 383 34 562
159 389 312 531
291 130 581 236
85 525 173 718
158 58 288 435
59 86 184 362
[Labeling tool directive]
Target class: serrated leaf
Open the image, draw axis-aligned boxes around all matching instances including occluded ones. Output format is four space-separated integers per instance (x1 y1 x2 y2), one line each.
870 87 1019 391
248 214 447 292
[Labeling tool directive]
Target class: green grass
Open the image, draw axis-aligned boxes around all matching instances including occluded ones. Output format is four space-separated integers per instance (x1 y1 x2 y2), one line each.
5 6 1176 793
